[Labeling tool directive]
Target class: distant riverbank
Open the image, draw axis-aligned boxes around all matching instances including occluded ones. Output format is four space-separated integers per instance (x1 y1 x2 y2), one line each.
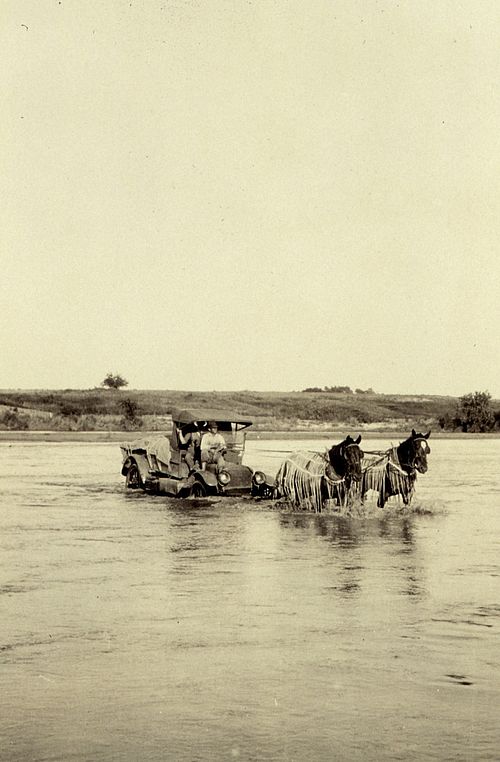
2 388 498 438
0 429 497 443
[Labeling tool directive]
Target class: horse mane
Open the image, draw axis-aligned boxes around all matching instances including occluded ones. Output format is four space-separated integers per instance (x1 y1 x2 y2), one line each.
328 439 348 478
396 437 416 474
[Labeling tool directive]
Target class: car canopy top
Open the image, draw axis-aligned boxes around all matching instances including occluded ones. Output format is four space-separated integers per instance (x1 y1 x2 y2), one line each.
171 408 253 429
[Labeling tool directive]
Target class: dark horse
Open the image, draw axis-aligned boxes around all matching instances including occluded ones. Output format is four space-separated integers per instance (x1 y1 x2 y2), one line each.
326 434 364 493
361 429 431 508
275 435 364 511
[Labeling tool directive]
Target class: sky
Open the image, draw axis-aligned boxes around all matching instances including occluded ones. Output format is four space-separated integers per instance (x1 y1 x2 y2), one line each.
2 0 499 396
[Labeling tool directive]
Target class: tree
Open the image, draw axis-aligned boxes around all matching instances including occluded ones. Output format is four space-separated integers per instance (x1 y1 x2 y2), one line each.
102 372 128 390
457 391 494 432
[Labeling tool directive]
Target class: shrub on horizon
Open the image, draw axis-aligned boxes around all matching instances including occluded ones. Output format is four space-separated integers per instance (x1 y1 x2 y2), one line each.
102 373 128 390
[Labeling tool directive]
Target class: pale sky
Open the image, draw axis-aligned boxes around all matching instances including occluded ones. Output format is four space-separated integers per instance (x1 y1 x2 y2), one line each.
2 0 499 396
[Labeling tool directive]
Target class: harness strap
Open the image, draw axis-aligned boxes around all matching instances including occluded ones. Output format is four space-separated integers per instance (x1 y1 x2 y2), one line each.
361 448 413 477
388 460 414 477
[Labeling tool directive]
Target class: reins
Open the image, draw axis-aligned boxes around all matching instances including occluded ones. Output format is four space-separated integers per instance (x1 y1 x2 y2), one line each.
362 446 414 476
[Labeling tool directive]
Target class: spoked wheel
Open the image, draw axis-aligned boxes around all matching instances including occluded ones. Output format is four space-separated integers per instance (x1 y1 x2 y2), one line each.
189 481 207 498
126 463 142 490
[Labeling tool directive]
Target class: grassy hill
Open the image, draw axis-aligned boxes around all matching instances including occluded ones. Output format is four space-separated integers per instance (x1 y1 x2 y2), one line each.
0 388 461 433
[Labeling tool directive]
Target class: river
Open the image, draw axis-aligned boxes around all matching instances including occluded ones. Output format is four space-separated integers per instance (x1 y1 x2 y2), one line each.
1 437 499 761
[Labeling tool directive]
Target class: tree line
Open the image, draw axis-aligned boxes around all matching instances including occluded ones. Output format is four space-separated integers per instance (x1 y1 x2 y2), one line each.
302 386 375 394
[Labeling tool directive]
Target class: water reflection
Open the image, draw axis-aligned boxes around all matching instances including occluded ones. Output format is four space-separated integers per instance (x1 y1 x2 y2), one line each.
279 510 416 550
278 511 426 601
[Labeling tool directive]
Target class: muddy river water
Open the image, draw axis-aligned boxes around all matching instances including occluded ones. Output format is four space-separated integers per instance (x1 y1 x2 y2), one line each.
1 437 499 761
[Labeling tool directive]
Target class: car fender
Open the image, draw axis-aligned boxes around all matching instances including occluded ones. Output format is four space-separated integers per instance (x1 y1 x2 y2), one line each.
121 456 135 476
122 454 150 483
195 471 219 489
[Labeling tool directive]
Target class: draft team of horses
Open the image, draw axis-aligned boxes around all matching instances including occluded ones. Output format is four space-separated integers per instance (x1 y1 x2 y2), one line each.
274 429 431 511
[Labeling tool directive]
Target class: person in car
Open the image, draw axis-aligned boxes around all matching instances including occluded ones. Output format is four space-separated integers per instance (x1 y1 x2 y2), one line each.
177 424 201 470
200 422 226 472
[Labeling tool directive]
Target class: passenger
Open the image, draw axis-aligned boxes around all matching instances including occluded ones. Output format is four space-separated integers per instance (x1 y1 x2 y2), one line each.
187 430 201 469
177 425 201 470
200 421 226 472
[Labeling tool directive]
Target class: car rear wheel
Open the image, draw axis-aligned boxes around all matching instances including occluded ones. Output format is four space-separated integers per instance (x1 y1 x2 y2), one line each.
126 463 142 490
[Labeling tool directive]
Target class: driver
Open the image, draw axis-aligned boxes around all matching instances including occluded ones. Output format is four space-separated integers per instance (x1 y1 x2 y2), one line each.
200 421 226 472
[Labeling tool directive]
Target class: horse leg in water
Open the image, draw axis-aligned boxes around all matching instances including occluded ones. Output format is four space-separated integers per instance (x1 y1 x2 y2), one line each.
401 480 415 505
339 482 348 507
377 474 391 508
320 476 330 508
360 472 373 505
377 492 387 509
405 473 417 504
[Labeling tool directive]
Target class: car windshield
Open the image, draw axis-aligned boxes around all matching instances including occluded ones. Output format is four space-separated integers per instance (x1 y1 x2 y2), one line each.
210 422 246 454
171 419 248 456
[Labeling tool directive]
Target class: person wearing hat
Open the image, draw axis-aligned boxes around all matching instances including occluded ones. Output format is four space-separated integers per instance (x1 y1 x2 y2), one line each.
200 421 226 472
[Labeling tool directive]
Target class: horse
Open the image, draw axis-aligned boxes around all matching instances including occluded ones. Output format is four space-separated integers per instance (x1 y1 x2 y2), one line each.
361 429 431 508
274 435 364 512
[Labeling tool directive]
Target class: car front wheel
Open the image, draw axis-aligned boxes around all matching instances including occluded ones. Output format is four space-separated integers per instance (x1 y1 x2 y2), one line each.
260 484 275 499
189 481 206 498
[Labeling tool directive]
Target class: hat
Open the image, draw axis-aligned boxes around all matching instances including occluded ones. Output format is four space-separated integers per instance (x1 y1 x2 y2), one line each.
208 421 217 427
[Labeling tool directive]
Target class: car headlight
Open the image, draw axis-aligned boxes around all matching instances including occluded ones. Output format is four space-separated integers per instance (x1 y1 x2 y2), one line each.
253 471 266 485
218 470 231 486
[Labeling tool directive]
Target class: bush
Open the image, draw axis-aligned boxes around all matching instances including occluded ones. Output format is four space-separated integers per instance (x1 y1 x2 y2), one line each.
0 408 29 430
457 391 494 432
58 402 80 417
119 398 143 430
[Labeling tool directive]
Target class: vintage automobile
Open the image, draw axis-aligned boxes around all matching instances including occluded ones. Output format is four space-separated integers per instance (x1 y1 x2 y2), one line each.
120 407 275 499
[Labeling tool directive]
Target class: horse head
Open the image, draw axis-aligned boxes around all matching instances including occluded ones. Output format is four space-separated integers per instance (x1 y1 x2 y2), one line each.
399 429 431 473
327 435 364 484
